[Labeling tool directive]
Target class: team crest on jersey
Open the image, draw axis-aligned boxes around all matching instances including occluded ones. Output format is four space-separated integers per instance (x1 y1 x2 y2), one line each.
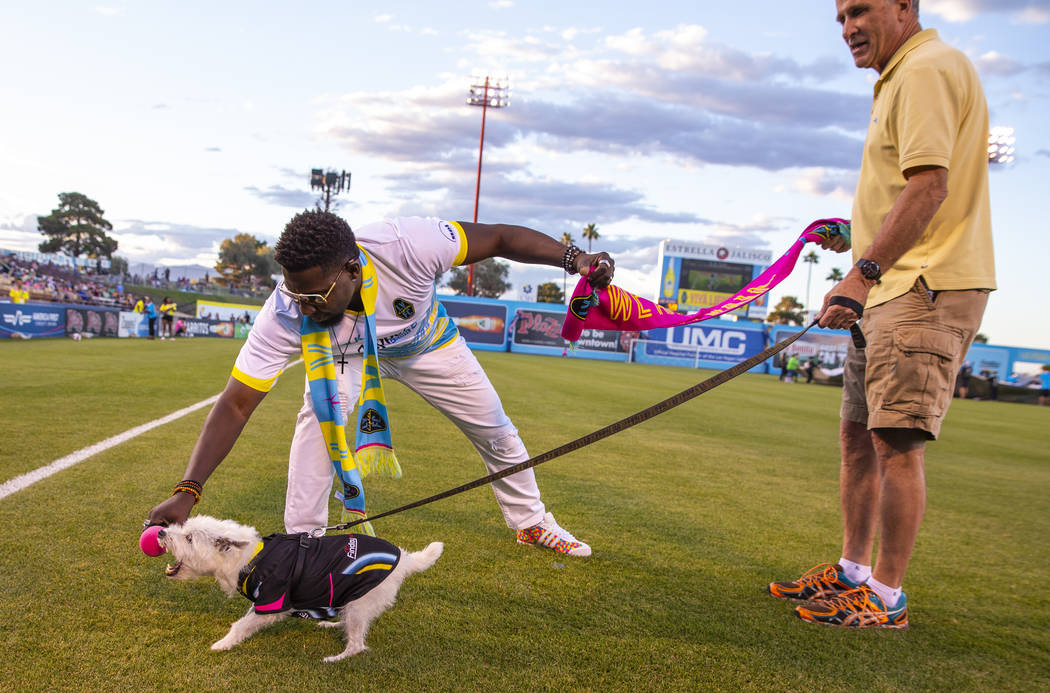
392 298 415 319
341 480 360 499
359 408 387 434
438 221 457 243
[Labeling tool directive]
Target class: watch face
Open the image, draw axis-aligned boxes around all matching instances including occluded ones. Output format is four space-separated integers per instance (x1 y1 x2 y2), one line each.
857 259 881 280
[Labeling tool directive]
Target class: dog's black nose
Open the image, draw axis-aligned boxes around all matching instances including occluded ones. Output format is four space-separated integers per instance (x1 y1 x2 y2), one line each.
157 528 166 539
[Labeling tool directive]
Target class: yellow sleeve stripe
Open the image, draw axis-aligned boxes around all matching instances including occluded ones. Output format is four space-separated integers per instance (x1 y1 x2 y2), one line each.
449 220 469 266
231 366 280 393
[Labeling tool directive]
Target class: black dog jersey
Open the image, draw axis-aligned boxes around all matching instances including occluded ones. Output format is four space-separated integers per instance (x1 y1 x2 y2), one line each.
237 532 401 618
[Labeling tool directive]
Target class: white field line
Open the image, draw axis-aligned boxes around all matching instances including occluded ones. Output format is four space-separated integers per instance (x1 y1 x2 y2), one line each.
0 358 304 501
0 394 220 501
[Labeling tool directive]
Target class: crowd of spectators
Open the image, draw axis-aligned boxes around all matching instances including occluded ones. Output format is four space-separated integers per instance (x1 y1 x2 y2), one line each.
1 250 273 308
1 250 127 306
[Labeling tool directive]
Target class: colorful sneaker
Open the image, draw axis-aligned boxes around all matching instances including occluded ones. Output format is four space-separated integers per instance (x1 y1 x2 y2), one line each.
795 585 909 629
516 512 591 557
768 563 860 601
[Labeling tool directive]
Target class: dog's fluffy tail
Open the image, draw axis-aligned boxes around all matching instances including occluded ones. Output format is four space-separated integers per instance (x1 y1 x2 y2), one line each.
401 541 443 575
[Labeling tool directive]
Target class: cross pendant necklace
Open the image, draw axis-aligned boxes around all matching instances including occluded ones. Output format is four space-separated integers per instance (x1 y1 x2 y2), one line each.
330 313 360 375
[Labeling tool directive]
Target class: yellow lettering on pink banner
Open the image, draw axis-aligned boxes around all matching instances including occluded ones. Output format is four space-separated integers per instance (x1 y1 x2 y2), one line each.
634 295 651 320
609 287 633 322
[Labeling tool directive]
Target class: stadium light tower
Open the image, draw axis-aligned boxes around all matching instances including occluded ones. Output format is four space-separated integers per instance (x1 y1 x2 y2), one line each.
988 126 1016 165
465 75 509 296
311 168 352 211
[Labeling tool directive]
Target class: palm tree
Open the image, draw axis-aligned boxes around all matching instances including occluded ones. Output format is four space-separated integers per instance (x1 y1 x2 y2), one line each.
581 223 599 252
826 267 844 283
803 251 819 314
561 231 575 301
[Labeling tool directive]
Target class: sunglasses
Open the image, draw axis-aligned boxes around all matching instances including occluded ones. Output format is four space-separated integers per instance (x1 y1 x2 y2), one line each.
279 265 345 307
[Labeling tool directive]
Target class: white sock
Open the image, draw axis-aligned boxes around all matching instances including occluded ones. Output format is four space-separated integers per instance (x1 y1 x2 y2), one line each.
866 577 902 608
838 557 871 585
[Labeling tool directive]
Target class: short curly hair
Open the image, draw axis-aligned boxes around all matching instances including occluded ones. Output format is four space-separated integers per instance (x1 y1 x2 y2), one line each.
274 210 359 272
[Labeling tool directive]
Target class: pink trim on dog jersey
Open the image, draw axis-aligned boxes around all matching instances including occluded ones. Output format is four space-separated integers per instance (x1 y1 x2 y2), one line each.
255 594 286 612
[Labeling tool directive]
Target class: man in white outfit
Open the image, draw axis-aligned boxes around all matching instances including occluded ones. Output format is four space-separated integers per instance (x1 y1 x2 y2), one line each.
147 211 615 556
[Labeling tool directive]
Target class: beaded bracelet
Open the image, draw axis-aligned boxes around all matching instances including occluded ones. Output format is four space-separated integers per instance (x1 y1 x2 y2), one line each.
562 244 583 275
172 479 203 505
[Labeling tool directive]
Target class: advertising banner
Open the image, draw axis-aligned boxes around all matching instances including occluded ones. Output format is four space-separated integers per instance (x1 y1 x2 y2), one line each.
442 299 508 347
196 300 263 323
642 322 767 370
0 303 65 338
65 306 119 337
118 311 144 338
181 318 236 339
512 309 568 349
768 325 852 382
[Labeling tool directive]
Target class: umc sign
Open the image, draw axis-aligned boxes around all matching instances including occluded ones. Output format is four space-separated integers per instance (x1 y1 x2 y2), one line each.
667 325 751 356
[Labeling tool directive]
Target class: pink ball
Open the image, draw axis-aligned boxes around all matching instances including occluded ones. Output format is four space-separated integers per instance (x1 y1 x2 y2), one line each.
140 525 166 557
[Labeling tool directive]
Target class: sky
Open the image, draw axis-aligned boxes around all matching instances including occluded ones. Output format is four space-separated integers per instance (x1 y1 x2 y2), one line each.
2 0 1049 350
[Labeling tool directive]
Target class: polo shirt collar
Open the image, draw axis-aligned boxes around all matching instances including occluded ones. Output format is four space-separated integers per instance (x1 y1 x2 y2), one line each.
875 28 938 94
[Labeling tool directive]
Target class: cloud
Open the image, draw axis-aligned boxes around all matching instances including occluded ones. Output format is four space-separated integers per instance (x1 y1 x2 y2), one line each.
1036 149 1050 157
600 25 843 82
976 50 1027 76
924 0 1050 23
244 185 317 209
792 168 857 200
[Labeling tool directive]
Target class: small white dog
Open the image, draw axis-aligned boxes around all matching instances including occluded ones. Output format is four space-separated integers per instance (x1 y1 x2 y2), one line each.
157 515 442 662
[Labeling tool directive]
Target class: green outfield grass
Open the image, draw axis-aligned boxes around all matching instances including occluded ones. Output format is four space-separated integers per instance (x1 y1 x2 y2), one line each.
1 337 1047 692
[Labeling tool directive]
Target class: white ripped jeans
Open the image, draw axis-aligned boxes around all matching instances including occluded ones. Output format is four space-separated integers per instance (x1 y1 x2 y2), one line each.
284 336 546 533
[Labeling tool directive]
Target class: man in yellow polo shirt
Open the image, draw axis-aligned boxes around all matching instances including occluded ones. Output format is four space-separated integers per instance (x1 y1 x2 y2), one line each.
768 0 995 628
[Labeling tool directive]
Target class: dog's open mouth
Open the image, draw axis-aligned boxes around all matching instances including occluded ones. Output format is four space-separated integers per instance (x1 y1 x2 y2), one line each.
165 560 183 577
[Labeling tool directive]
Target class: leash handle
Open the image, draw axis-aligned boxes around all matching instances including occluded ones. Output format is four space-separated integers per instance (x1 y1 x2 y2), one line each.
317 321 819 535
826 296 866 349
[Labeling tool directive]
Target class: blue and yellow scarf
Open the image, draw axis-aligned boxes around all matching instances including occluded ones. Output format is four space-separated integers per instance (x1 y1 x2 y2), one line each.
300 250 402 536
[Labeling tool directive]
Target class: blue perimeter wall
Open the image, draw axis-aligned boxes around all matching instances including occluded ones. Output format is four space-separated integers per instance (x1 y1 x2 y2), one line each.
5 295 1048 378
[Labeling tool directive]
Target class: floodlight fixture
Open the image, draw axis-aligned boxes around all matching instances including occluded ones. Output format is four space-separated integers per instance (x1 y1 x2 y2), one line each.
988 126 1016 165
310 168 351 211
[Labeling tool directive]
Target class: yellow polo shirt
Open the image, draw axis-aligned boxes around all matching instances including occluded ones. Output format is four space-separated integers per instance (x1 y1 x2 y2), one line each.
851 29 996 307
9 288 29 304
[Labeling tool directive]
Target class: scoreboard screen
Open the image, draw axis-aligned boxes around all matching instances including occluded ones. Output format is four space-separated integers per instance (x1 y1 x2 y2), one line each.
657 241 773 320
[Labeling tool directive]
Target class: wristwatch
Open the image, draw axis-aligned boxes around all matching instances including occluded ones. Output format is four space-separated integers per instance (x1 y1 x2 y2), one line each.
855 258 882 283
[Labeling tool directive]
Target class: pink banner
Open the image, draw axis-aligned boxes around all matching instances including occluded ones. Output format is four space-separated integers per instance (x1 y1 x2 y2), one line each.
561 218 849 341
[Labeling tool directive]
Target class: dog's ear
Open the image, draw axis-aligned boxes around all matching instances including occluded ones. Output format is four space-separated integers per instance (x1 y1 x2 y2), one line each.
215 537 249 552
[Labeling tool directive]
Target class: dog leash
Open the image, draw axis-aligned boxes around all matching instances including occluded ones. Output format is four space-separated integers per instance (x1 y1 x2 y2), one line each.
310 318 836 538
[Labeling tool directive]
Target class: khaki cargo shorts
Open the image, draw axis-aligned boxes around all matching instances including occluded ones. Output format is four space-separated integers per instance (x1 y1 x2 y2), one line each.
841 279 989 440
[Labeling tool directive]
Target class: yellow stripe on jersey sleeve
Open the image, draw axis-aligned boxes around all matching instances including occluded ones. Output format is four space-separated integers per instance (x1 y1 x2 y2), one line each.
448 220 469 266
231 365 281 393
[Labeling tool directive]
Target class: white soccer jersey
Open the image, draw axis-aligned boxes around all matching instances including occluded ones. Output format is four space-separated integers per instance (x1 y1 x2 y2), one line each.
231 217 468 392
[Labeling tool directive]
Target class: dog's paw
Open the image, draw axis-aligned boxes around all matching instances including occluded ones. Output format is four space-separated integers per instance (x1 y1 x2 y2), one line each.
316 620 342 629
211 638 237 651
323 645 367 663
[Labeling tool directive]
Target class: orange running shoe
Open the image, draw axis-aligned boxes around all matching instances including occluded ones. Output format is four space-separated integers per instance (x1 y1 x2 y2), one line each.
768 563 860 601
795 585 909 629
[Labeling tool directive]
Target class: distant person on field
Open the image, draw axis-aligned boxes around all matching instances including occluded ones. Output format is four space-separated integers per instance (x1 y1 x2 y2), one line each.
804 357 817 384
784 354 800 383
144 297 158 340
956 361 973 399
147 211 616 558
769 0 995 629
9 279 28 304
133 296 144 313
159 297 177 340
1040 367 1050 407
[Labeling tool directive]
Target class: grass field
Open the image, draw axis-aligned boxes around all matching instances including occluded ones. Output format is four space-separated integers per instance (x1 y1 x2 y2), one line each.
2 337 1048 692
